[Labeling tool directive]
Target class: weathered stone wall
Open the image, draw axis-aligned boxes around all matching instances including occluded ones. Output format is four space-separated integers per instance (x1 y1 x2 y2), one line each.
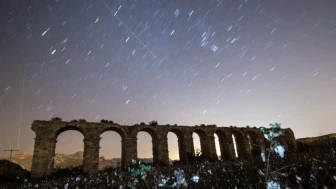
296 134 336 153
31 121 297 179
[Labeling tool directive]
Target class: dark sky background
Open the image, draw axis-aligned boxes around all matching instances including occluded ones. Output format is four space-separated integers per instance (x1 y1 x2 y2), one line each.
0 0 335 159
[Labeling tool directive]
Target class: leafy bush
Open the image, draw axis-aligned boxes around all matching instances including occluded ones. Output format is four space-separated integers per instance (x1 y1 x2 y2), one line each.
260 123 287 188
2 152 336 188
52 166 83 179
149 120 158 126
195 148 202 157
188 148 206 163
100 119 108 123
130 163 152 177
51 117 62 121
0 160 30 183
208 124 217 127
101 166 116 173
140 122 146 125
70 119 78 123
78 119 86 123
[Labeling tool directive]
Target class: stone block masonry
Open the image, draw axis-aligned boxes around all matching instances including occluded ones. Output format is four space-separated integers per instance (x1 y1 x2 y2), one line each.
30 120 297 179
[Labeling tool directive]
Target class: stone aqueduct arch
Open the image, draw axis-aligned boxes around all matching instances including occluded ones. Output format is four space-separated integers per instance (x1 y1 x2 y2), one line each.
31 120 297 178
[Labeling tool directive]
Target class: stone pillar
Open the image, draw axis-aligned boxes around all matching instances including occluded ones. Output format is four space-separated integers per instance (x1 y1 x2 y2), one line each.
154 137 169 165
199 135 210 159
284 129 298 152
152 139 159 165
257 137 265 156
234 134 251 159
219 135 235 160
206 134 218 161
258 136 266 151
83 136 100 174
242 135 252 158
121 137 137 167
227 136 236 159
31 137 56 179
183 132 194 161
178 138 187 163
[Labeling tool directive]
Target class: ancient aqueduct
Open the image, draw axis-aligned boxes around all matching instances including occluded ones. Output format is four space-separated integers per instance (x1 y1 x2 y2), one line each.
31 120 297 178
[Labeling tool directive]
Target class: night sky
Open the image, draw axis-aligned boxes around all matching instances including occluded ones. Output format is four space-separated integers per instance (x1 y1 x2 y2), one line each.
0 0 335 160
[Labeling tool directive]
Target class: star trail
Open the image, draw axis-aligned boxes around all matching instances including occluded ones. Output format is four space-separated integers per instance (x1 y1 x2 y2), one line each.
0 0 335 159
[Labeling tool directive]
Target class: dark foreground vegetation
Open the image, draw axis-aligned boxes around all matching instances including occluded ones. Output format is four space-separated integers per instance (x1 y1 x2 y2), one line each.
0 160 30 183
1 151 336 188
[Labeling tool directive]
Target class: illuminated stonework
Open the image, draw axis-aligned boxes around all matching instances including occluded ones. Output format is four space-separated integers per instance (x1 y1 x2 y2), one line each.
30 120 297 178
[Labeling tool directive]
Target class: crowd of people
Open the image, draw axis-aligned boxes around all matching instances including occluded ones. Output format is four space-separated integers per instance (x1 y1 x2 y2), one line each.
1 150 336 188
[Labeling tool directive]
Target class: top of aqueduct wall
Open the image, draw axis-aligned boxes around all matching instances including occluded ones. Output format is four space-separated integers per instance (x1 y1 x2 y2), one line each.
31 120 296 140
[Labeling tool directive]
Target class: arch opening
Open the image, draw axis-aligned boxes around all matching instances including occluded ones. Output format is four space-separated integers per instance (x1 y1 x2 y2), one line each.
214 133 221 160
193 130 208 159
54 130 84 169
55 125 84 139
168 132 179 161
232 131 246 158
137 130 154 164
99 131 122 170
215 130 230 160
193 132 202 157
247 131 262 157
232 134 238 158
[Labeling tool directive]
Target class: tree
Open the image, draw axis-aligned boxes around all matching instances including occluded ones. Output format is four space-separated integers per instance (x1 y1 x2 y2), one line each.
149 120 158 126
195 148 202 157
260 123 287 188
192 148 206 162
78 119 86 123
100 119 108 123
51 117 62 121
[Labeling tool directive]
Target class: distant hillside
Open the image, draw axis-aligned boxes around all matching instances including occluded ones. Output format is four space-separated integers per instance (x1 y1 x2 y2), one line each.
10 153 33 170
53 151 84 169
6 152 159 171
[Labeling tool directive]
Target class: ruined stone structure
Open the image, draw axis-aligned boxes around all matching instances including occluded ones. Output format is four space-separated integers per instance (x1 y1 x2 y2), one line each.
31 120 297 179
296 133 336 153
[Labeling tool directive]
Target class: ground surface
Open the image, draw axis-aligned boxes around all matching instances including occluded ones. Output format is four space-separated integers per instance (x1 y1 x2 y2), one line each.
1 151 336 188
